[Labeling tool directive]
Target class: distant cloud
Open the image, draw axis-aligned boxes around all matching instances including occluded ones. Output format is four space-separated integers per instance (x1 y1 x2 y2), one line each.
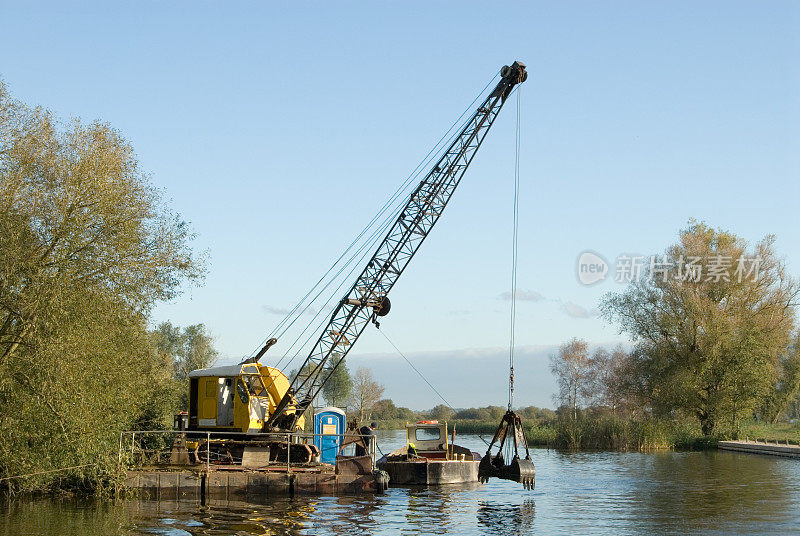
262 305 291 315
261 304 334 316
560 302 599 319
348 344 559 410
498 289 544 302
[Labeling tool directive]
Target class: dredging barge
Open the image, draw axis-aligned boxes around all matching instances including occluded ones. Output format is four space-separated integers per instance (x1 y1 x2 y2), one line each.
377 421 482 485
121 429 389 498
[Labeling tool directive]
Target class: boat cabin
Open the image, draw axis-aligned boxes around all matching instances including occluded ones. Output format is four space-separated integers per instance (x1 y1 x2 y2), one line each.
407 421 452 459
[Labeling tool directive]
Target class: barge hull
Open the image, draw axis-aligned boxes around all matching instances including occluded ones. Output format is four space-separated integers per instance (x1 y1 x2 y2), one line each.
125 469 387 499
379 460 480 486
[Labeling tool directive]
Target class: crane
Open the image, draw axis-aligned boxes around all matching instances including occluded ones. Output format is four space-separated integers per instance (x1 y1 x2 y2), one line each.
264 61 528 431
184 61 527 469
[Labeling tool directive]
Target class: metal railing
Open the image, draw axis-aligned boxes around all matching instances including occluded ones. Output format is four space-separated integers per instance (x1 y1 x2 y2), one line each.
118 430 376 473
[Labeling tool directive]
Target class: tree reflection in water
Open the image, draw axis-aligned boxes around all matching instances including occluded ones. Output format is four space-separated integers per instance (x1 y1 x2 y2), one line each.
628 451 798 533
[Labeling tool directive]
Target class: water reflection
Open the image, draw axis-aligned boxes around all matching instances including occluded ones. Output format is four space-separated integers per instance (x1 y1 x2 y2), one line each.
403 486 457 534
2 440 799 536
1 497 134 536
305 496 384 536
628 451 799 534
477 499 535 536
125 497 315 536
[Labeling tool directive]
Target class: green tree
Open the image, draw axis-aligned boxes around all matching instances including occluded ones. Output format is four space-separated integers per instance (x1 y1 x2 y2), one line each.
601 222 797 435
453 405 505 422
151 322 218 409
517 406 557 424
760 331 800 423
322 353 352 407
152 322 218 380
0 80 204 491
428 404 454 422
370 398 419 424
371 399 399 421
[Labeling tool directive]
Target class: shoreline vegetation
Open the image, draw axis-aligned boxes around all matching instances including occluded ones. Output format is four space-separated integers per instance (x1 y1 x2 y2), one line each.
0 82 208 495
369 401 800 451
376 413 800 451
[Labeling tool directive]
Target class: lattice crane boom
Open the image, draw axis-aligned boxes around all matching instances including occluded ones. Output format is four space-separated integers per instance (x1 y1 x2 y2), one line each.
266 61 527 431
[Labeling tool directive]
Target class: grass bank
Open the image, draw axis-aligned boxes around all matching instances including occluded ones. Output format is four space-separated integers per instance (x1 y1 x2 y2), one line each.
736 421 800 444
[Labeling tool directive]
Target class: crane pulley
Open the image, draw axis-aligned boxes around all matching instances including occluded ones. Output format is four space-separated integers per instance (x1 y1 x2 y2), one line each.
264 61 528 432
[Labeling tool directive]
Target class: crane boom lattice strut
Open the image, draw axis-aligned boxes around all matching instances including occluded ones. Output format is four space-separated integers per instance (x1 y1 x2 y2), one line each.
266 61 527 431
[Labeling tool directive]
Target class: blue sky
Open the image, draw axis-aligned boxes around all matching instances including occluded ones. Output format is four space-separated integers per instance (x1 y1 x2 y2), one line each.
2 1 798 408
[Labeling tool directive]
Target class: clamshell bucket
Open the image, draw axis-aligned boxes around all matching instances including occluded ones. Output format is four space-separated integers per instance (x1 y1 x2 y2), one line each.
478 454 536 489
477 409 535 489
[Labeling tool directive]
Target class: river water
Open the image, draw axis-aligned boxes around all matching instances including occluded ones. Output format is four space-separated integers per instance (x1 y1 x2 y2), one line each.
2 431 799 535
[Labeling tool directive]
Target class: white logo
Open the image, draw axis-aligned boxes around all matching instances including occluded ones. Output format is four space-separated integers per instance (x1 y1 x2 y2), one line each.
577 251 608 285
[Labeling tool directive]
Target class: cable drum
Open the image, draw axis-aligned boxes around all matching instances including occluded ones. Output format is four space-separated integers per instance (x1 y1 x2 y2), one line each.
374 296 391 317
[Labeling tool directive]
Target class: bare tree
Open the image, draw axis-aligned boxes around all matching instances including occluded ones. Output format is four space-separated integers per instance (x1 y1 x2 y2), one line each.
550 338 594 419
590 345 630 413
347 367 385 422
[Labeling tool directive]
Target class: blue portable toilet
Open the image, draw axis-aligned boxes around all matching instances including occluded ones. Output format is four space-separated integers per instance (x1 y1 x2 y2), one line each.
314 407 346 464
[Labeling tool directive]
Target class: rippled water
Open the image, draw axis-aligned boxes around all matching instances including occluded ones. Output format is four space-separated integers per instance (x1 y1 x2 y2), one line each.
3 431 799 535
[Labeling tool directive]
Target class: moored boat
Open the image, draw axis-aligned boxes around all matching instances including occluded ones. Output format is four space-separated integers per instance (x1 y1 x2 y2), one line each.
377 421 482 485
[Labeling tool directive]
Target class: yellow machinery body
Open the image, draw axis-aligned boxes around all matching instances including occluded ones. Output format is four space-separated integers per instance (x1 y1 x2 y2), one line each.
187 362 304 434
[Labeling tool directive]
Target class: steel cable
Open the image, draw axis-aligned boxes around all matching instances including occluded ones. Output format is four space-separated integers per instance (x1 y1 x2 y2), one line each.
377 327 455 413
508 85 522 409
245 71 502 360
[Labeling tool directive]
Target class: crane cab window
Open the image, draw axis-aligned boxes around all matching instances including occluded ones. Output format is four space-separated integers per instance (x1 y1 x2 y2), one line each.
240 364 269 398
415 427 441 441
242 375 268 398
236 378 248 404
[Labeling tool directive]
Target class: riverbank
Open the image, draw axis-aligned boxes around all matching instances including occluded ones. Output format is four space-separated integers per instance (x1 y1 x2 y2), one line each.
376 417 800 451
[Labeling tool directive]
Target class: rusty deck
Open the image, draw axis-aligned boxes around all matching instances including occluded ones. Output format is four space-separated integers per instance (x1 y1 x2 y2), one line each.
125 456 388 498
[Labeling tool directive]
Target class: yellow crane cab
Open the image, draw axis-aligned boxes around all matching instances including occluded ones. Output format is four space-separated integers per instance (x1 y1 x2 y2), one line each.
187 362 304 434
